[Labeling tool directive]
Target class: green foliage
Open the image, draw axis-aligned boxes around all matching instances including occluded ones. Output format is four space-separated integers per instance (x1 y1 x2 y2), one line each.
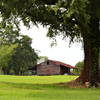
0 44 17 74
9 35 39 75
93 0 100 18
0 0 79 39
0 0 99 35
0 0 99 43
75 61 84 68
0 23 20 45
73 61 84 75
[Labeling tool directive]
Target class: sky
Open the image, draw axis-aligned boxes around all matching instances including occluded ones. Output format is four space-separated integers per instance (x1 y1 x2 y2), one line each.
20 24 84 66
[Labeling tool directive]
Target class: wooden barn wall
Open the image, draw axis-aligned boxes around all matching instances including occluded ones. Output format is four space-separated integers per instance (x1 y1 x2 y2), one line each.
37 62 60 75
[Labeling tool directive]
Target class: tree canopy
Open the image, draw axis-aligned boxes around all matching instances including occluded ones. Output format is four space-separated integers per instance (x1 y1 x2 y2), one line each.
0 0 99 44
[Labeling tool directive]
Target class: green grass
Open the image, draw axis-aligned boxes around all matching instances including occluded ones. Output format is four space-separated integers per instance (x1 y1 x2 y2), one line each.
0 75 100 100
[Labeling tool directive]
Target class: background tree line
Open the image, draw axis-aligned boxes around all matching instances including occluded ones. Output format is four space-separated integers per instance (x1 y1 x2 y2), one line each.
0 24 39 75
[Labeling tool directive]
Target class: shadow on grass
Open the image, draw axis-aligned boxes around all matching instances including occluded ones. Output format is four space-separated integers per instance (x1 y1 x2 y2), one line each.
0 81 69 90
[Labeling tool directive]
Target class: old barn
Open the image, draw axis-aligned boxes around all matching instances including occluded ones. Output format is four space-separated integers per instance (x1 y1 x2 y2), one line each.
29 60 76 75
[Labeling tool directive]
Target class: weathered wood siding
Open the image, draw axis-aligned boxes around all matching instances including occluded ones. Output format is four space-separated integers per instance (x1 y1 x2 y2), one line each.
37 61 60 75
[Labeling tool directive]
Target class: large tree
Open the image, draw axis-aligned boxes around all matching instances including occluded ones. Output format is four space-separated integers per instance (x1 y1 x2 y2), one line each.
0 0 100 86
10 35 39 75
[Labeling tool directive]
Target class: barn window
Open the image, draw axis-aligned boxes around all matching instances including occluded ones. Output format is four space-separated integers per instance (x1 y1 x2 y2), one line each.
47 61 50 65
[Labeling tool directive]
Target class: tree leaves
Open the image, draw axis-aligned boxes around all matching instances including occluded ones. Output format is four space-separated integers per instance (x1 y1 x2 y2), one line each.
0 44 17 70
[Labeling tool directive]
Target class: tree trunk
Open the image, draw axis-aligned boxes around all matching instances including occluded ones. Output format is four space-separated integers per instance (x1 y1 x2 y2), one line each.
77 17 100 86
89 46 100 86
77 38 100 85
77 38 91 83
99 52 100 78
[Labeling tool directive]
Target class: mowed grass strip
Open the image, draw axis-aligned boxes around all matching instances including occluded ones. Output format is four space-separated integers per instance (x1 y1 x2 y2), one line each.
0 75 100 100
0 75 76 84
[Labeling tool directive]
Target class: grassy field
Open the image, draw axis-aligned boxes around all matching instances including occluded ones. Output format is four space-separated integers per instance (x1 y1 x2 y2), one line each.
0 75 100 100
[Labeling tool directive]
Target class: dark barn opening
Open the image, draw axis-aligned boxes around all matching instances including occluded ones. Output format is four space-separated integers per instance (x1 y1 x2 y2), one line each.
60 65 71 75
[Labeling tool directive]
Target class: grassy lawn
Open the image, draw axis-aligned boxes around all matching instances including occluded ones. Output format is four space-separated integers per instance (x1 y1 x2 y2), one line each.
0 75 100 100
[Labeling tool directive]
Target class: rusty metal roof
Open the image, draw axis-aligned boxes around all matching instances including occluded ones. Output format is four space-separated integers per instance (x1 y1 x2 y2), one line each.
48 60 76 69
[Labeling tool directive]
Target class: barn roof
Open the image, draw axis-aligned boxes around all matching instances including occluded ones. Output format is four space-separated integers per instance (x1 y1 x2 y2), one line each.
29 59 76 70
48 60 76 69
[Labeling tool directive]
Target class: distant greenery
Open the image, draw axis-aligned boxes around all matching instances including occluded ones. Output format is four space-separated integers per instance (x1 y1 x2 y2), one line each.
0 75 100 100
73 61 84 75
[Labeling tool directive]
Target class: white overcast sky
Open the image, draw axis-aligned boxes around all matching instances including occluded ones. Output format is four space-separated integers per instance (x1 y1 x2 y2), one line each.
20 24 84 66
